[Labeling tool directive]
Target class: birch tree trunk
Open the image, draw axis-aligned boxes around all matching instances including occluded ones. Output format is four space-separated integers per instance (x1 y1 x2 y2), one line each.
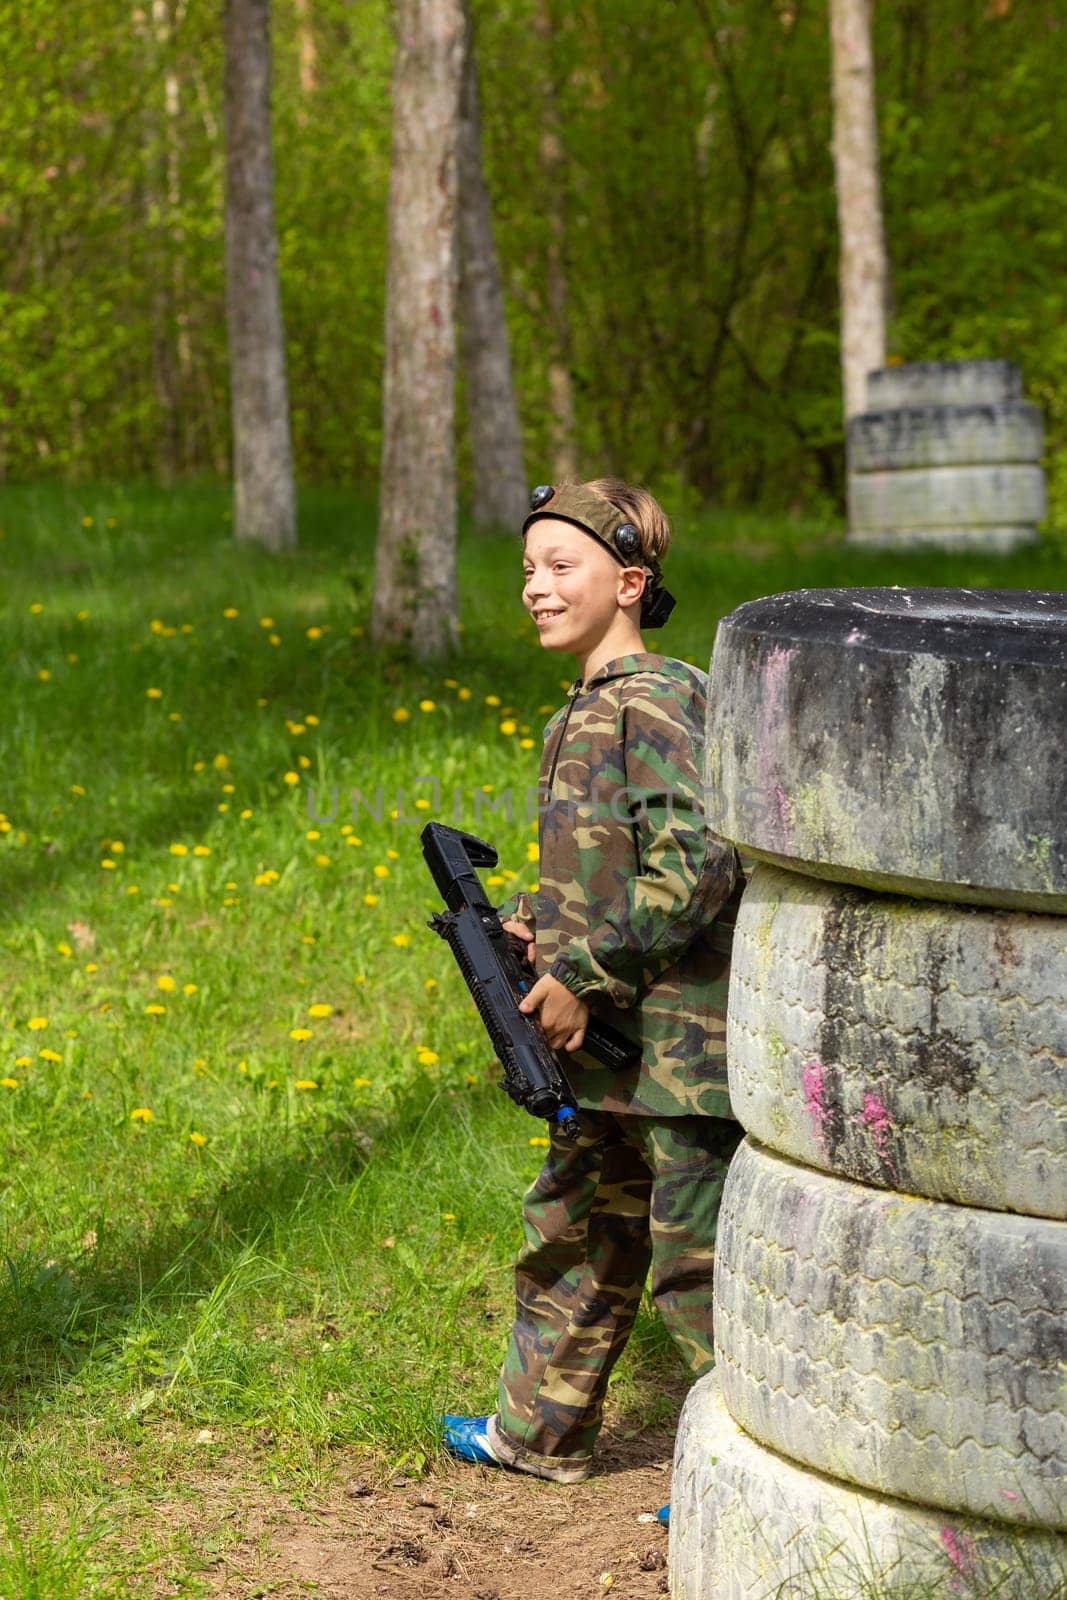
829 0 890 420
457 19 527 532
374 0 467 658
224 0 296 549
535 0 579 481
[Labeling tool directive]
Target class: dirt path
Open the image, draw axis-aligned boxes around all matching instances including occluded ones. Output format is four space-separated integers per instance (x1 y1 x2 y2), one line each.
197 1424 675 1599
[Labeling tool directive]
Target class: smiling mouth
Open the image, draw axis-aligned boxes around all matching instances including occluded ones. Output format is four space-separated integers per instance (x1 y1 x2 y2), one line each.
534 610 565 625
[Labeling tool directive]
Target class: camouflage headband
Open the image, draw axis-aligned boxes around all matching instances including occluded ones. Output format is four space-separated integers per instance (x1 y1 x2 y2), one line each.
522 483 677 628
522 483 644 564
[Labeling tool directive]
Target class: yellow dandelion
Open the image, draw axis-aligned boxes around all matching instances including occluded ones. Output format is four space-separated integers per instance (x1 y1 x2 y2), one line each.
308 1003 332 1018
15 1057 31 1068
294 1079 318 1090
193 760 205 772
193 845 211 857
392 933 410 948
39 1048 62 1062
289 1027 312 1042
38 669 51 682
82 515 94 527
222 783 235 795
527 842 540 862
71 784 86 796
306 626 323 640
306 829 320 841
392 707 411 723
240 808 253 819
283 771 300 786
30 602 44 614
306 714 319 726
486 694 501 706
442 1212 456 1222
145 1003 166 1016
425 978 438 992
259 616 274 629
386 849 400 860
298 755 310 769
443 677 458 688
157 975 176 991
302 934 316 945
0 1078 18 1090
354 1076 372 1089
269 634 280 646
28 1017 48 1031
189 1131 208 1147
85 963 98 974
182 983 197 995
169 842 188 856
146 687 163 699
131 1107 153 1122
315 854 331 867
57 942 72 957
529 1136 550 1148
373 864 390 879
101 858 116 870
417 1048 439 1066
419 699 436 712
500 720 518 736
520 738 536 749
465 1075 478 1086
458 687 471 700
223 607 239 619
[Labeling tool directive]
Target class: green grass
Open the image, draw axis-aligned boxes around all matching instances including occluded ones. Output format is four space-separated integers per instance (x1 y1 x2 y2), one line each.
1 481 1064 1595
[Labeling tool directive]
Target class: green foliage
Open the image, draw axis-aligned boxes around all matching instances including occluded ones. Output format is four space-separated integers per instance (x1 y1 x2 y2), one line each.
0 0 1064 512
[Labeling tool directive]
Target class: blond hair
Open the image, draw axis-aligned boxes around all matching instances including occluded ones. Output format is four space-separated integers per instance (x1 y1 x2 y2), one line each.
582 477 672 564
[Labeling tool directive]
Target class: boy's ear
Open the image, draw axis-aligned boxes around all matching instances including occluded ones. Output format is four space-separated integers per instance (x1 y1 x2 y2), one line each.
618 565 648 608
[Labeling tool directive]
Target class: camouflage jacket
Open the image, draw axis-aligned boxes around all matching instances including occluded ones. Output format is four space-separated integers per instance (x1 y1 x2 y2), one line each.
499 652 743 1119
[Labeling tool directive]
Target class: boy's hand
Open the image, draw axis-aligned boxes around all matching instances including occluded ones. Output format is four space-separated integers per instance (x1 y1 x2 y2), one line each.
502 918 535 966
518 973 590 1053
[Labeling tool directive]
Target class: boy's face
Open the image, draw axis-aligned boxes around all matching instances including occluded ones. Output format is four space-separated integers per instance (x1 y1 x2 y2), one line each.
521 517 642 656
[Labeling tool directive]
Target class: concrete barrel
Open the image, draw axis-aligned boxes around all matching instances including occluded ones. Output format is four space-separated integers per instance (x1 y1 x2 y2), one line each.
705 587 1067 912
846 360 1046 550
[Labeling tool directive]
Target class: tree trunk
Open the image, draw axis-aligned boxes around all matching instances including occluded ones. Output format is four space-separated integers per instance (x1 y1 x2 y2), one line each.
829 0 890 420
534 0 578 482
374 0 467 659
457 16 527 532
224 0 296 549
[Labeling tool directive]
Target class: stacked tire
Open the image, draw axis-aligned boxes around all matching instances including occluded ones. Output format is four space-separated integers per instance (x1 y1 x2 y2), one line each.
671 588 1067 1599
846 359 1046 551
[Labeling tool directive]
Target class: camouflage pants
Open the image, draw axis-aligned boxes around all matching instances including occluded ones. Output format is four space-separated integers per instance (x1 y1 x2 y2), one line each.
487 1110 743 1482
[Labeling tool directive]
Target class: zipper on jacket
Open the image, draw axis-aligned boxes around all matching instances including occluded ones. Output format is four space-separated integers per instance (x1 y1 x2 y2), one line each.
546 683 582 797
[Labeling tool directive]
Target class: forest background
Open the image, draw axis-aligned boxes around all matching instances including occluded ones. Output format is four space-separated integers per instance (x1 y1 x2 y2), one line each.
3 0 1065 522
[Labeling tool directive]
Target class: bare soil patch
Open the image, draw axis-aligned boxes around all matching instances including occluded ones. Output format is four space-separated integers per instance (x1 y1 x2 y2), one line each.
191 1423 675 1600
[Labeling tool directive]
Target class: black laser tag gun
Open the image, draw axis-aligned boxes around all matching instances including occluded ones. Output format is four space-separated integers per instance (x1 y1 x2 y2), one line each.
421 822 639 1140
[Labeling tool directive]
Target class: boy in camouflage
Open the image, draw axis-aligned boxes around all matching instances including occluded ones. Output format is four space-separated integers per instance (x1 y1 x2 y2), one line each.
443 478 744 1484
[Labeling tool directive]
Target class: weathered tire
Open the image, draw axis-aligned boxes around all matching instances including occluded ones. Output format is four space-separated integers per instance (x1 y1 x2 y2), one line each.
846 523 1039 551
848 402 1044 472
714 1139 1067 1529
705 587 1067 912
670 1371 1067 1600
866 360 1022 411
848 464 1046 531
727 862 1067 1217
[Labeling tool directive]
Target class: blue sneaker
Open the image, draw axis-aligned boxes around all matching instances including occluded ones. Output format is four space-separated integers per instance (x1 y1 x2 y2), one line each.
441 1414 502 1467
656 1503 670 1526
